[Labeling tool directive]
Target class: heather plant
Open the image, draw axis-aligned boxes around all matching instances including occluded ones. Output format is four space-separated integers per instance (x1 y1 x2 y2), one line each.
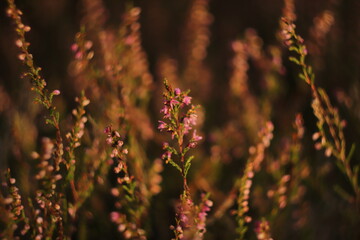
158 79 211 239
281 17 360 207
235 121 274 240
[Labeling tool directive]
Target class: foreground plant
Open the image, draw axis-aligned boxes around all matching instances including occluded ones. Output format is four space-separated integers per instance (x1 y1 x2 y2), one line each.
159 79 211 240
281 17 360 206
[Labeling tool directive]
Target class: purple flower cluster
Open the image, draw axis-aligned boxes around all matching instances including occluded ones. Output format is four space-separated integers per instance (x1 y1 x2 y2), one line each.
158 80 202 165
171 193 213 240
196 194 213 236
158 86 194 135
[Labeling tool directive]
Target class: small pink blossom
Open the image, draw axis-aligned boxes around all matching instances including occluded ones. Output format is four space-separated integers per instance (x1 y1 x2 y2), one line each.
106 137 113 145
183 96 192 105
162 142 169 149
71 43 78 52
75 51 83 60
110 212 120 222
52 90 61 95
15 39 23 47
158 121 167 131
192 130 202 142
18 53 26 61
170 99 180 108
24 26 31 32
174 88 181 95
162 151 172 160
160 105 170 118
104 126 112 134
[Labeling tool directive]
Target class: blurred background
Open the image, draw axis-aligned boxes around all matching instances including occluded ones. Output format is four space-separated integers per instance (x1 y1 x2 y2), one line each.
0 0 360 239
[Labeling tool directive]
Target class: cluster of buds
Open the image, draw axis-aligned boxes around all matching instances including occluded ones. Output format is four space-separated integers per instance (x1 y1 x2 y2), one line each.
70 31 94 75
194 194 213 238
66 95 90 165
104 126 131 185
235 160 254 228
235 122 274 240
7 0 32 65
104 126 127 158
110 212 146 240
267 174 291 209
311 90 346 161
230 40 249 97
158 84 195 137
254 219 273 240
250 121 274 172
148 159 164 195
280 18 308 59
71 39 94 60
171 193 212 240
1 173 30 237
105 126 147 239
6 178 23 218
171 195 194 240
33 138 63 187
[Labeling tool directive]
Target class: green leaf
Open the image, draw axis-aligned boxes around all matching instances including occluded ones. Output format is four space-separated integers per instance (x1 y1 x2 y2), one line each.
310 73 315 83
299 73 306 80
334 184 353 203
335 160 346 175
307 66 313 74
354 165 359 177
123 185 131 194
346 143 356 163
289 56 300 65
49 93 54 104
184 155 194 177
167 159 182 173
45 118 54 126
300 54 305 64
289 46 299 53
55 111 60 123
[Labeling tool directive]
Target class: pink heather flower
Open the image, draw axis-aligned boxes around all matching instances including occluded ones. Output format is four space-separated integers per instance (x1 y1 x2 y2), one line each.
183 96 191 105
75 51 83 60
192 130 202 142
158 121 167 131
15 39 23 48
170 99 180 108
160 105 170 118
189 114 197 125
174 88 181 96
18 53 26 61
24 26 31 32
110 148 118 158
162 142 169 149
52 90 61 95
84 40 93 50
180 213 189 225
106 137 113 145
71 43 78 52
188 142 197 148
110 212 120 222
183 114 198 134
162 151 172 160
183 118 191 134
104 126 112 134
